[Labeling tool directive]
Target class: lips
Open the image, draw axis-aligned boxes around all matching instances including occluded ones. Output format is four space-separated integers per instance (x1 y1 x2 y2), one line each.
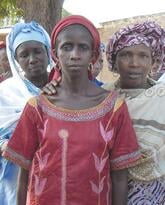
29 66 42 71
128 72 142 79
68 65 83 71
69 65 81 67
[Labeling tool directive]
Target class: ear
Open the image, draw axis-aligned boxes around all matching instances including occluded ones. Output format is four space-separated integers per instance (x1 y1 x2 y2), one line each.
53 50 59 63
90 50 98 63
113 60 119 73
151 57 156 66
52 48 58 58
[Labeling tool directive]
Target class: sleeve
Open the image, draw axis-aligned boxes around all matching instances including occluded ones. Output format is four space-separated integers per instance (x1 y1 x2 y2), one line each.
109 99 141 170
0 122 18 150
3 98 41 170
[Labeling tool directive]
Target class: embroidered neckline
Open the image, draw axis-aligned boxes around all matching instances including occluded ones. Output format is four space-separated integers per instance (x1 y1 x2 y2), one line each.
37 92 118 121
40 92 116 113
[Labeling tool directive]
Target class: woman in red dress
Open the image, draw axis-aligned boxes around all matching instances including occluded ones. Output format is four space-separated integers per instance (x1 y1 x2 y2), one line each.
3 15 141 205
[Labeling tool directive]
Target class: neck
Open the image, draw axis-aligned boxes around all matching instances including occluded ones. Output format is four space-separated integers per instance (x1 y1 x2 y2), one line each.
26 73 49 89
60 74 90 95
120 78 151 89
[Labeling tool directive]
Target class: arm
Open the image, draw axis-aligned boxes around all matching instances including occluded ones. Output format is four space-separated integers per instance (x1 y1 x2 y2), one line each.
111 168 128 205
17 168 29 205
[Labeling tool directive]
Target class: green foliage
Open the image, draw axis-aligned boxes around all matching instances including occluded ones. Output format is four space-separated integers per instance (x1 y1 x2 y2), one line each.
0 0 70 27
0 0 22 26
62 8 71 17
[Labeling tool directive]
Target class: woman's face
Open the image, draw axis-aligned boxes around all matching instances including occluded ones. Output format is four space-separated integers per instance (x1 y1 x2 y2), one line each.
55 25 94 77
0 48 10 73
15 41 49 80
115 44 153 89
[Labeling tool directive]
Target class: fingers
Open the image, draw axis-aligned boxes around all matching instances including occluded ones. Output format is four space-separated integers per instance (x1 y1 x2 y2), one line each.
41 80 59 95
0 141 8 154
51 80 59 87
41 86 56 95
57 76 62 82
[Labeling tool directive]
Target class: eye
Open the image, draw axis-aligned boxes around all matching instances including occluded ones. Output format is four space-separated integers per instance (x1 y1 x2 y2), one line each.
19 52 28 58
62 43 73 51
79 44 89 51
119 51 131 58
139 53 150 59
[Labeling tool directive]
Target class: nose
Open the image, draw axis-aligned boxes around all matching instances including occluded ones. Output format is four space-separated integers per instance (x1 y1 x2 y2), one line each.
130 55 139 67
29 53 38 64
70 47 80 60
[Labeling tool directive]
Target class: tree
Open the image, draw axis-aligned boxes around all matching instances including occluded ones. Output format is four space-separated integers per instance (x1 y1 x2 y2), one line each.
17 0 65 34
0 0 65 34
0 0 22 26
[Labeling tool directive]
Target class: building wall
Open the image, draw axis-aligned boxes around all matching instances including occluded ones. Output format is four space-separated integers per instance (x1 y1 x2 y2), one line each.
97 12 165 83
0 34 7 41
0 27 11 41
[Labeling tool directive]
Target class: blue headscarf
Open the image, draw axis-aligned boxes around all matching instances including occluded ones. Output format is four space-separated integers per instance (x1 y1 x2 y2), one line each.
7 21 52 79
0 21 53 205
0 20 53 148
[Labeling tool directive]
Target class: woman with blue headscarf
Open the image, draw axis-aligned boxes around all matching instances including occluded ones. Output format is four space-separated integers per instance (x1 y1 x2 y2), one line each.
0 21 52 205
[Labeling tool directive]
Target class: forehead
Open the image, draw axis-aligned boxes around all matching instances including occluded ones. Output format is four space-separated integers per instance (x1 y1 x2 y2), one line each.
119 44 151 54
57 24 93 43
16 41 45 52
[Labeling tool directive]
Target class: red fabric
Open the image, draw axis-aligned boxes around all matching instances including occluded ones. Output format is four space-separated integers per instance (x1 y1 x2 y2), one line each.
50 15 100 81
0 74 5 82
51 15 100 64
5 94 141 205
0 41 6 49
48 67 59 81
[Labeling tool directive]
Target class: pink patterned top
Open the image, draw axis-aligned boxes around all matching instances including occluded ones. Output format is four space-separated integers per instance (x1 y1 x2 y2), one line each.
4 92 140 205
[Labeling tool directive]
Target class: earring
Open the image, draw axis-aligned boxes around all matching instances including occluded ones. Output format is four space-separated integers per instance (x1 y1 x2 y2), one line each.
55 59 59 69
88 63 93 71
88 63 94 80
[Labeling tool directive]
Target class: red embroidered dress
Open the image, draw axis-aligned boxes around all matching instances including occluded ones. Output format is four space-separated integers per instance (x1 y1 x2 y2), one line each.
4 92 140 205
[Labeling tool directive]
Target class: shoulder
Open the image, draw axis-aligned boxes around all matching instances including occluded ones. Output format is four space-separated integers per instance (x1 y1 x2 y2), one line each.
22 96 43 122
27 96 38 107
0 78 28 106
0 77 17 90
101 89 125 112
157 72 165 83
102 82 116 91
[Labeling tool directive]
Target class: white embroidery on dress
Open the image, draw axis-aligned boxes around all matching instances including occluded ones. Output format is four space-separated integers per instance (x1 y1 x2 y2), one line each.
58 129 69 205
90 121 114 205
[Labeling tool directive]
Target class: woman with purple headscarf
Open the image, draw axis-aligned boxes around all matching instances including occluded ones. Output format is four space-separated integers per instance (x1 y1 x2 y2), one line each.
103 21 165 204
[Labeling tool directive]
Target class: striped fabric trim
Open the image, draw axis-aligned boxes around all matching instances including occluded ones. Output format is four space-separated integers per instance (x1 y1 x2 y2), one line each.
132 119 165 131
111 150 141 170
3 146 31 170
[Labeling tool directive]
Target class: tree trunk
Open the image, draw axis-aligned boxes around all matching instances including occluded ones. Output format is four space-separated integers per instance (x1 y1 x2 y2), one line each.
17 0 64 34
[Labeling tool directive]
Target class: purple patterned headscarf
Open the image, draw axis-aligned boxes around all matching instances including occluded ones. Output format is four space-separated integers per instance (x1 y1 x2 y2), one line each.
159 31 165 72
106 21 164 71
